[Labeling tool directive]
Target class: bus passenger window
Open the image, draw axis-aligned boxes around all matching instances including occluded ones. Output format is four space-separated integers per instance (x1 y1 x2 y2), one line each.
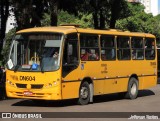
81 49 89 61
100 35 116 61
80 34 99 61
131 37 144 60
145 38 155 60
117 36 131 60
89 49 99 60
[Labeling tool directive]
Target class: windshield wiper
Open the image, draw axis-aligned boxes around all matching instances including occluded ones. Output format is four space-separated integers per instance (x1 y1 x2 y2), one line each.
40 55 44 73
37 51 44 73
14 65 20 72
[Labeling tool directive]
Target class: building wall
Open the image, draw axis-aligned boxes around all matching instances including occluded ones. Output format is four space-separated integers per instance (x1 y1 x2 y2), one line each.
5 7 16 33
128 0 160 16
139 0 151 14
5 16 16 33
150 0 158 16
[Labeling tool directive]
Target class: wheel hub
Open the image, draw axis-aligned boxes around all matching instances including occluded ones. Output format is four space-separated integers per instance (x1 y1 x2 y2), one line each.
131 83 137 95
80 87 88 99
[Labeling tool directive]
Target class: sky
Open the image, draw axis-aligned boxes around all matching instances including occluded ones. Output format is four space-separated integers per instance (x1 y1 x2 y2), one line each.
159 0 160 13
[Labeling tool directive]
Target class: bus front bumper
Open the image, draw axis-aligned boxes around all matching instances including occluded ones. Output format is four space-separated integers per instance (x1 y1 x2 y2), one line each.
6 85 62 100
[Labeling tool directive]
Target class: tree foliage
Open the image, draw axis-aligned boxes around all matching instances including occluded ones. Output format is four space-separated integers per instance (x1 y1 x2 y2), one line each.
12 0 46 30
42 11 93 28
0 0 10 59
1 28 16 65
75 0 129 29
116 2 160 38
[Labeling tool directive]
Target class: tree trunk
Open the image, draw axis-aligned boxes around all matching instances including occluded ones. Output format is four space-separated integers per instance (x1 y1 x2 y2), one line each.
110 0 122 29
100 9 105 29
93 12 99 29
30 0 44 27
0 0 9 58
14 1 32 31
50 0 58 26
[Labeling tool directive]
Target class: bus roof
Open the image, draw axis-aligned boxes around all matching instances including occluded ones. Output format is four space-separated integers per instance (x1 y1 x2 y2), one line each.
16 26 155 38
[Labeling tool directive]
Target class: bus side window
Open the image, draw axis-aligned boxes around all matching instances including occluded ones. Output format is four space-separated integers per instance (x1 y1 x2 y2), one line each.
117 36 131 60
145 38 155 60
80 34 99 61
100 35 116 61
131 37 144 60
81 49 89 61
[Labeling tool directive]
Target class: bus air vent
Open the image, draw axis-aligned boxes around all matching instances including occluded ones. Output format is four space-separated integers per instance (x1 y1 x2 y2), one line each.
31 84 44 89
16 83 27 88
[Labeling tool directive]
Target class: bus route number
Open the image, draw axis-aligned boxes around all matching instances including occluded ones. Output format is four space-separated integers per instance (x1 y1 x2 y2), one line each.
20 76 36 81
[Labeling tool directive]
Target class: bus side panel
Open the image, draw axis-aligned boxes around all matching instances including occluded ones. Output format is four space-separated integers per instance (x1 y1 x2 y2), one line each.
138 76 144 90
94 80 104 95
82 61 104 95
140 76 157 90
62 82 80 99
61 66 82 99
103 78 128 94
139 59 157 89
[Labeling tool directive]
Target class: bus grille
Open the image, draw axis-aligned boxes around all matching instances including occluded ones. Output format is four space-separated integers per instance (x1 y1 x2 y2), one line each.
16 83 27 88
16 84 44 89
31 84 43 89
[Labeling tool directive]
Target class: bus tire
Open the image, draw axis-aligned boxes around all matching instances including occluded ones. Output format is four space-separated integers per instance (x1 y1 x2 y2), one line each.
78 81 90 105
125 77 139 99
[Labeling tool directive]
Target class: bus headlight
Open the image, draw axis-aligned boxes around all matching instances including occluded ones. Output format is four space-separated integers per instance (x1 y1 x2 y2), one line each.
53 81 57 86
44 83 53 88
44 81 58 88
7 80 15 86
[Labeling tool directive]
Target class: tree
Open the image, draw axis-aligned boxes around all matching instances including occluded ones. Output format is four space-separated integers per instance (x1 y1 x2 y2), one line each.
13 0 32 30
152 15 160 38
76 0 109 29
41 10 93 28
12 0 45 30
73 0 129 29
0 0 9 58
110 0 130 28
115 2 160 41
11 0 130 29
30 0 45 27
48 0 59 26
116 2 155 32
1 28 16 65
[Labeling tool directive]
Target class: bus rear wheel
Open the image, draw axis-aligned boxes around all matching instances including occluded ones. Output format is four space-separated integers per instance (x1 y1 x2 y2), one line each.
125 77 139 99
78 81 90 105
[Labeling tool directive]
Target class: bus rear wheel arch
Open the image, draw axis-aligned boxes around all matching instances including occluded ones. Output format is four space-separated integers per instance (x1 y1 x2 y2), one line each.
125 77 139 99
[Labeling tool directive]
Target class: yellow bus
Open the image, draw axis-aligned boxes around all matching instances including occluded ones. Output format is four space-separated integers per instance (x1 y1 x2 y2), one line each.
6 25 157 105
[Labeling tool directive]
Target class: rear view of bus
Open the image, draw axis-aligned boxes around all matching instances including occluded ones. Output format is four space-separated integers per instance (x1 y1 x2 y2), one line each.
6 30 64 100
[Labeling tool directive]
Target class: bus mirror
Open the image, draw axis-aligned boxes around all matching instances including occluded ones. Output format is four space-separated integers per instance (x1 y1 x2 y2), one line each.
15 35 24 40
7 59 14 69
68 44 73 56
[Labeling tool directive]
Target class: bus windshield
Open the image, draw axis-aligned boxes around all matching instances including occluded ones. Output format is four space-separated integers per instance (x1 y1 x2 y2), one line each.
7 33 63 72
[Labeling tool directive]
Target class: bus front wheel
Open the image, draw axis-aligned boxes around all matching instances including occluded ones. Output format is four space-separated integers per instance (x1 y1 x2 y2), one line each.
126 77 139 99
78 81 90 105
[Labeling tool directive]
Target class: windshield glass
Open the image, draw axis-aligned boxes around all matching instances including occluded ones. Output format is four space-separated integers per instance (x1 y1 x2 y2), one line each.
8 33 63 72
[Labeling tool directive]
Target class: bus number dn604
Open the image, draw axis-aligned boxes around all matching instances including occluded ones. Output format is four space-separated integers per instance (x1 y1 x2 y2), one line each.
20 76 35 81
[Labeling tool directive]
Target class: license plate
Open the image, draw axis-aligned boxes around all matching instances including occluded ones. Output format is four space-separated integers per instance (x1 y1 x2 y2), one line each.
24 91 33 96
